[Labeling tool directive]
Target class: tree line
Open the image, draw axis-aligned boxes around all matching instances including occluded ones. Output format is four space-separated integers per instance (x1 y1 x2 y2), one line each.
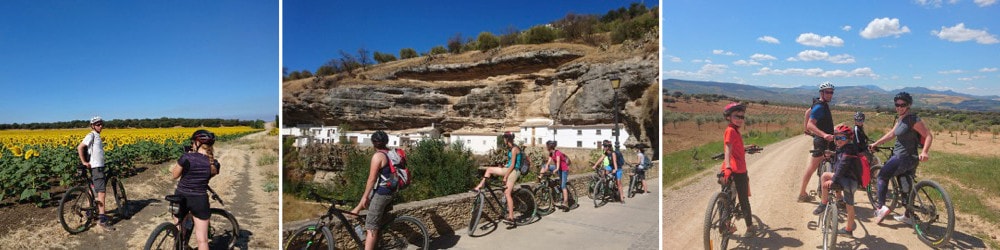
283 2 658 82
0 117 267 130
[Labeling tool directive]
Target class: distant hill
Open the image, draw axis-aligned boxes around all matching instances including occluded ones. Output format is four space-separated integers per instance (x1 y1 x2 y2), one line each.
663 79 1000 112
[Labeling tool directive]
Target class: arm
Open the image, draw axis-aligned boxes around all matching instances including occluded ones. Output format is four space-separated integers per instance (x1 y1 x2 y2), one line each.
913 121 933 161
352 153 385 214
806 118 833 141
592 155 606 170
871 120 901 149
803 109 812 134
542 156 554 174
210 160 219 177
77 142 90 168
170 163 183 180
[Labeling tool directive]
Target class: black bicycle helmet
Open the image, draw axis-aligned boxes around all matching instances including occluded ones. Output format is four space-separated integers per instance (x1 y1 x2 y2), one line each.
371 131 388 146
602 140 612 148
545 140 557 148
191 129 216 146
502 131 515 141
854 111 866 122
894 92 913 106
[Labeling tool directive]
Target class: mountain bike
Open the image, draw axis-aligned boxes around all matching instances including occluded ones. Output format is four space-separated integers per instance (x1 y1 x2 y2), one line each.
284 192 428 250
468 172 537 235
591 168 620 207
808 149 836 199
819 182 843 250
534 172 579 215
627 165 647 198
864 146 955 247
58 161 131 234
143 187 240 250
703 146 762 249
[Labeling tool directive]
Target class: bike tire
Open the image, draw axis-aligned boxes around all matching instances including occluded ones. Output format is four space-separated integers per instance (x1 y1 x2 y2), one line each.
208 208 240 250
865 165 901 210
143 222 179 250
911 180 955 247
533 185 555 216
58 185 94 234
379 215 430 249
586 176 597 200
593 181 605 208
703 192 730 250
821 199 838 250
284 224 335 250
512 188 537 225
468 192 485 236
628 174 637 198
110 177 131 219
566 182 579 210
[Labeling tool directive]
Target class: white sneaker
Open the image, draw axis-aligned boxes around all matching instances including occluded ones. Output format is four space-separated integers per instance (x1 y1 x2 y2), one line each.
874 206 891 224
894 215 914 225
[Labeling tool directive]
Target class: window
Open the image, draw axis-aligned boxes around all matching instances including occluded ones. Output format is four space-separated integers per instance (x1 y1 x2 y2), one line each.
467 139 471 144
553 130 558 135
596 129 602 135
577 130 582 135
577 141 583 147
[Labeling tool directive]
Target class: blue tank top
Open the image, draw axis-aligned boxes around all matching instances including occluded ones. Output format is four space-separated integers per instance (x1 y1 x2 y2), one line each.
375 151 393 195
507 148 523 170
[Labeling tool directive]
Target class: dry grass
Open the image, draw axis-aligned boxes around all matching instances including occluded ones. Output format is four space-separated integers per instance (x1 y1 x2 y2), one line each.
282 193 329 223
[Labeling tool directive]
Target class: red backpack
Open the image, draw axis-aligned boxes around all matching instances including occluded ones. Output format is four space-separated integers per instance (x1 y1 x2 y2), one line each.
378 148 410 191
859 154 871 188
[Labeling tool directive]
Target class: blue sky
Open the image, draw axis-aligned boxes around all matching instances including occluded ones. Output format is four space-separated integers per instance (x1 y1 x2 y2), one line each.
283 0 657 73
0 1 278 124
662 0 1000 96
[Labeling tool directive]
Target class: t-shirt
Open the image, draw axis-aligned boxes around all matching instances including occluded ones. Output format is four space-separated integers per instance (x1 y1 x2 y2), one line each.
833 143 862 183
551 150 569 171
724 124 747 173
81 131 105 168
809 102 834 135
894 114 922 157
176 152 214 196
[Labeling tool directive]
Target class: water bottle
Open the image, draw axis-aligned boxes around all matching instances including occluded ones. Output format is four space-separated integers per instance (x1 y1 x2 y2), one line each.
354 224 366 242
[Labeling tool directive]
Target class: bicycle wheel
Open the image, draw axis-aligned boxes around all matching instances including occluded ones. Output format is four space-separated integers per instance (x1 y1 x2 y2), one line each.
467 192 485 236
379 215 430 249
628 174 638 198
110 177 131 219
586 176 597 200
533 185 555 216
59 185 94 234
284 224 334 250
207 208 240 250
143 222 178 250
703 192 731 250
821 199 838 250
593 181 606 207
911 180 955 247
865 166 901 210
512 188 537 225
566 182 579 210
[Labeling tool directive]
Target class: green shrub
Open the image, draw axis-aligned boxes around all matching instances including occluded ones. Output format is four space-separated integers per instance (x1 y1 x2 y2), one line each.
523 25 557 44
477 32 500 51
373 51 397 63
447 33 463 54
399 48 418 59
610 11 657 44
430 46 447 55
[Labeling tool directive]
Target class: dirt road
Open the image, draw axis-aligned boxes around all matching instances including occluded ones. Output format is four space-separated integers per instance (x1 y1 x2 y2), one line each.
0 130 279 249
663 135 989 249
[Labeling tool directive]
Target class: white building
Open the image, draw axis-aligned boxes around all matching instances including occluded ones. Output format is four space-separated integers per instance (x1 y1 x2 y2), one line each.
450 132 499 155
282 124 434 148
517 118 631 149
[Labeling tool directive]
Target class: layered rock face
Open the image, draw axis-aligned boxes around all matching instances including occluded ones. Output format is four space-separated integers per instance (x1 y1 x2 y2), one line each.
283 39 659 152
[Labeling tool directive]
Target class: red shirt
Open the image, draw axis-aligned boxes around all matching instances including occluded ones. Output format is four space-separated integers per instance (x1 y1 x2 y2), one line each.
723 124 747 173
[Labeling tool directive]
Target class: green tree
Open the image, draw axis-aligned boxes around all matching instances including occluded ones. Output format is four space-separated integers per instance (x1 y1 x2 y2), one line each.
430 46 447 55
447 33 464 54
373 51 397 63
477 32 500 51
554 13 598 41
399 48 418 59
288 71 302 80
500 25 520 47
300 70 313 78
523 25 557 44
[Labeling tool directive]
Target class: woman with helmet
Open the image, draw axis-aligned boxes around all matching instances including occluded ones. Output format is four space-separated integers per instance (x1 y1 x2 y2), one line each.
472 132 523 225
799 82 837 203
853 111 871 154
591 140 625 203
77 116 115 230
541 140 571 211
720 102 756 237
633 146 650 194
813 124 863 237
350 130 395 250
170 129 220 249
870 92 934 225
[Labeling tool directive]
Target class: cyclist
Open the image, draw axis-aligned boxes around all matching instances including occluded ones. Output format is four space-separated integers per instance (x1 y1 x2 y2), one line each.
170 130 220 249
812 125 862 237
540 140 571 211
633 146 649 194
803 97 821 136
591 140 625 203
870 92 934 225
720 102 755 237
798 82 837 202
76 116 115 231
473 132 523 226
350 131 397 249
853 112 870 152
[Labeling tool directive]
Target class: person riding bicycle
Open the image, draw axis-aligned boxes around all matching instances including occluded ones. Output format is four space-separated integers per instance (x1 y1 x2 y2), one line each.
77 116 115 231
473 131 523 226
803 97 821 136
350 131 399 249
170 130 220 249
853 112 870 153
540 140 571 211
591 140 625 203
799 82 837 202
633 146 650 194
720 102 756 237
812 124 863 237
870 92 934 225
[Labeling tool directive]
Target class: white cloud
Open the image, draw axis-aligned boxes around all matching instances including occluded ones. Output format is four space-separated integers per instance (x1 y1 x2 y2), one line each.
796 33 845 47
757 36 780 44
950 0 961 4
914 76 923 80
915 0 943 7
700 64 729 75
860 17 911 39
666 55 682 63
976 0 997 6
932 23 1000 44
958 76 986 81
733 60 762 66
754 67 877 78
713 49 736 56
980 67 999 72
786 57 798 62
938 69 964 74
792 50 856 64
750 53 777 61
691 59 713 63
842 25 853 31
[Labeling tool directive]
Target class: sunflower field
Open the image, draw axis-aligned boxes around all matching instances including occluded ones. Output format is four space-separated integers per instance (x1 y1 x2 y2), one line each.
0 127 261 204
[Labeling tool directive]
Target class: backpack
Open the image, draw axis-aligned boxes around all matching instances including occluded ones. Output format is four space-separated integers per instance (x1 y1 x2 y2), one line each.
859 153 871 188
639 154 651 170
613 151 627 169
518 150 531 176
377 148 410 191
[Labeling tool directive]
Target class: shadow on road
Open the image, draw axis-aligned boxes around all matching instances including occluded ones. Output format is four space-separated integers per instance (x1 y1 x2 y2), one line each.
732 215 805 249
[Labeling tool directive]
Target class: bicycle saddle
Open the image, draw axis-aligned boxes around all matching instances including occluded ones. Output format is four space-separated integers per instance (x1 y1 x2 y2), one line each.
165 195 184 203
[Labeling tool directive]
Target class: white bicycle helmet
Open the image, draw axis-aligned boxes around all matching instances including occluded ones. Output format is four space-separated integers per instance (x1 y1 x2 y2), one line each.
818 82 835 91
90 116 103 124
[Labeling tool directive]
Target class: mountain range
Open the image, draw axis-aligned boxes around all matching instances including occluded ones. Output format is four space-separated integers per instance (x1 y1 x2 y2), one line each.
663 79 1000 112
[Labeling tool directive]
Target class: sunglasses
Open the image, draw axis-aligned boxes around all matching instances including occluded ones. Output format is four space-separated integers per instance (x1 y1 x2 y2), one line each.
895 103 909 108
835 135 848 141
94 123 104 127
822 91 834 95
732 115 745 120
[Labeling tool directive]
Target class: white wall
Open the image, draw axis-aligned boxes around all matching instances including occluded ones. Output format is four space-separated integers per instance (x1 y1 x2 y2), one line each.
549 126 630 149
451 134 497 155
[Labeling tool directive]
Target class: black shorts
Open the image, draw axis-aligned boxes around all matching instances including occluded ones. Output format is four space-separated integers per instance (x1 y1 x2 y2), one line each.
174 193 211 220
812 136 834 157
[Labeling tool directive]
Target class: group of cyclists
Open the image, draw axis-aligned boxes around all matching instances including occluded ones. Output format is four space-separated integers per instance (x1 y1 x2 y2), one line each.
718 81 935 239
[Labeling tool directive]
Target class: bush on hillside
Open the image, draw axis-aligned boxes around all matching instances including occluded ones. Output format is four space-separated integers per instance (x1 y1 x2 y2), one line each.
523 25 557 44
399 48 418 59
500 25 520 46
373 51 397 63
447 33 463 54
288 71 302 81
610 11 657 44
300 70 313 79
315 65 337 77
477 32 500 51
430 46 447 55
554 13 599 41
